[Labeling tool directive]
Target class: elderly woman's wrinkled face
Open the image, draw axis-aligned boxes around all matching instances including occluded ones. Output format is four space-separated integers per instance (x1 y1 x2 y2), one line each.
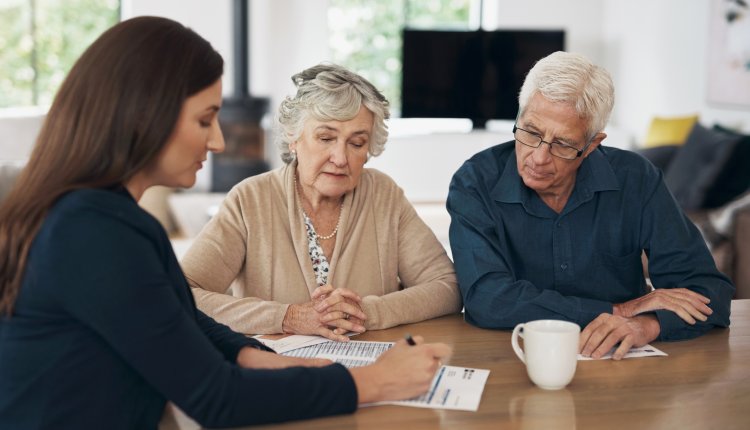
291 106 373 202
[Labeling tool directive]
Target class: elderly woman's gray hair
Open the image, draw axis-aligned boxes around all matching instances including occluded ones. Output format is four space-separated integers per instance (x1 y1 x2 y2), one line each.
275 63 390 164
518 51 615 141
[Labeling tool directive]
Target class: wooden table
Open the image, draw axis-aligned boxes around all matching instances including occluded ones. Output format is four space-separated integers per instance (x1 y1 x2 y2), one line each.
174 300 750 430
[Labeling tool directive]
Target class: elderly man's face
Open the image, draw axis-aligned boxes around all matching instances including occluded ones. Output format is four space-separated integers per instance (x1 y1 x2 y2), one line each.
515 93 602 199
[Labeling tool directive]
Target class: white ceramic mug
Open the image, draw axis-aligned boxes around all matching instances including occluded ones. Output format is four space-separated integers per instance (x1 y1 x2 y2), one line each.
511 320 580 390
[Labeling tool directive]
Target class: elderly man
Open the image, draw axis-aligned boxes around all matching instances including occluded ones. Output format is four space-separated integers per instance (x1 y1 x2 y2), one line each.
447 51 734 360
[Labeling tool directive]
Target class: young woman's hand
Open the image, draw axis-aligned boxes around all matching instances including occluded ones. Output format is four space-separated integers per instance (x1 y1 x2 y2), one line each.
349 336 453 403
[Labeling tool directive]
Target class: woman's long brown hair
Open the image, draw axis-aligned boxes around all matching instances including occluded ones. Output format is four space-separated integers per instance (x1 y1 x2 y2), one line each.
0 16 223 315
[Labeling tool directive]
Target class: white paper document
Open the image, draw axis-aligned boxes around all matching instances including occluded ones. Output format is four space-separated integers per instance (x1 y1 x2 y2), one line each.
577 343 668 360
374 365 490 411
281 340 489 411
283 340 394 368
253 334 330 354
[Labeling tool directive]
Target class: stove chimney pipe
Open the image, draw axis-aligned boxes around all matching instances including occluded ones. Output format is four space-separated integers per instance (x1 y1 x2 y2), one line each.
211 0 271 192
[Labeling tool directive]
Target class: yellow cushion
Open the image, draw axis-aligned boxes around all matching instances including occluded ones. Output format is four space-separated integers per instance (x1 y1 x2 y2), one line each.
643 115 699 147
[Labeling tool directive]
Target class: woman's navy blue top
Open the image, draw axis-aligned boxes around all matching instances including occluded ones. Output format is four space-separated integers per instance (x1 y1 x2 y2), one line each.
0 188 356 429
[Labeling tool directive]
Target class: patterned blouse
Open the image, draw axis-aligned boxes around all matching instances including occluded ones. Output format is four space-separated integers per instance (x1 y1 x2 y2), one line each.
302 212 330 287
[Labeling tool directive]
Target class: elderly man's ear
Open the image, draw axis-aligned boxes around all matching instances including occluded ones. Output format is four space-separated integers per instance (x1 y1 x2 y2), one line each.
584 132 607 157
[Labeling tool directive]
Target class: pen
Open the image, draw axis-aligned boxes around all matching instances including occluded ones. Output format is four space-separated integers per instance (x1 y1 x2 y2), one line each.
405 334 416 346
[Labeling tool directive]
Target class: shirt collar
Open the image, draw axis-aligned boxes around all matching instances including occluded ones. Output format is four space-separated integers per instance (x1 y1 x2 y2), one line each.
576 147 621 194
110 184 137 202
491 151 526 204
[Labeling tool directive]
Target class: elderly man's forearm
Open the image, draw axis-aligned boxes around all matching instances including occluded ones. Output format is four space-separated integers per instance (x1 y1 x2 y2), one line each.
462 285 613 329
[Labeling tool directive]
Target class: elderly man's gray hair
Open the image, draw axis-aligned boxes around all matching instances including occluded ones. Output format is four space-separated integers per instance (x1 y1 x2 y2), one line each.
518 51 615 141
275 63 390 164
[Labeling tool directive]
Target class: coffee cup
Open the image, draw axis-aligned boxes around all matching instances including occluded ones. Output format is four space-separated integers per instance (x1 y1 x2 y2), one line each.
511 319 580 390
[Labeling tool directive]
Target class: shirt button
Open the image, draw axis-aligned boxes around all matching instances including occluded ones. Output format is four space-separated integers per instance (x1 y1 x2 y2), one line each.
557 222 562 227
560 263 568 270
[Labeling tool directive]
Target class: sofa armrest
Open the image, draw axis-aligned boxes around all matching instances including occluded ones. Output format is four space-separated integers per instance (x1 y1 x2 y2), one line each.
0 161 25 203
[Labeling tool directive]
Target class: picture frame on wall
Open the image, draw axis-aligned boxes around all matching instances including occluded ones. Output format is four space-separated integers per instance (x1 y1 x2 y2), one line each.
707 0 750 108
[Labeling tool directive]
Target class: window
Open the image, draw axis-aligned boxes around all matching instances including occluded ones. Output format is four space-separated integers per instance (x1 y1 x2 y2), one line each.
0 0 120 108
328 0 473 116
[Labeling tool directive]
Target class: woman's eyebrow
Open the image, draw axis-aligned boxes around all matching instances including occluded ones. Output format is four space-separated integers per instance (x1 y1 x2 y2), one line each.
314 125 338 132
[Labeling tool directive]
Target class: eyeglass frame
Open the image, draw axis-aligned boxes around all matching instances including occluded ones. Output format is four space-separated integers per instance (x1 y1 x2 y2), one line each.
512 124 595 160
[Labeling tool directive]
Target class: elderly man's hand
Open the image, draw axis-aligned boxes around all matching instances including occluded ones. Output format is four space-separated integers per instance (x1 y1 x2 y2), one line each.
579 313 660 360
613 288 712 325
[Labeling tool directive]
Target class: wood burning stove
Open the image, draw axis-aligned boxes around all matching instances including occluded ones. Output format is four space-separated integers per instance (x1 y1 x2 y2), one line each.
212 0 270 192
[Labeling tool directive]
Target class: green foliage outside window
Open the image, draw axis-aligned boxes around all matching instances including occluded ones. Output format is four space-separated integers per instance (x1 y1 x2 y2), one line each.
0 0 119 108
328 0 471 115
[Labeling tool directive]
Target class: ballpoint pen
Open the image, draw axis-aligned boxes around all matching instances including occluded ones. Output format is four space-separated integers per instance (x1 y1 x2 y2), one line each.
405 333 416 346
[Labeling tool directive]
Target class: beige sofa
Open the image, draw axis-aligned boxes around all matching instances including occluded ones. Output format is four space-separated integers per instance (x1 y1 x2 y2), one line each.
0 161 25 203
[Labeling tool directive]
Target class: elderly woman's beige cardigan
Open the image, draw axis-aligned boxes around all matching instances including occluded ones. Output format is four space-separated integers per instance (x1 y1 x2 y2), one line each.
181 163 462 334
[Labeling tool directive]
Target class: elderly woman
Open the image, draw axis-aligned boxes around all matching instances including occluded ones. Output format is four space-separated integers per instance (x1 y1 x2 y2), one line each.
182 63 461 340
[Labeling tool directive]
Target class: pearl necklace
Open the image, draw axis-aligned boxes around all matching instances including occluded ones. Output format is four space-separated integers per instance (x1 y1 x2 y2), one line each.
294 174 343 241
310 208 342 240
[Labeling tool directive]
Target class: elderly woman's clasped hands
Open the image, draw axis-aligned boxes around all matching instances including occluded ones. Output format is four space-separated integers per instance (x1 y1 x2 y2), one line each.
282 284 367 341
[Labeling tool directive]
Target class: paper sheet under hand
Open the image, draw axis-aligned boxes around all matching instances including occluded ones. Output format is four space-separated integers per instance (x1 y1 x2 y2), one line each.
283 339 394 368
253 334 330 354
577 343 668 360
281 340 489 411
253 332 362 354
373 365 490 411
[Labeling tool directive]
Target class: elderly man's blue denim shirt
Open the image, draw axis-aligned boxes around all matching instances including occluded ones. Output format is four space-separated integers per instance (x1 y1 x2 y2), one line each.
447 141 733 341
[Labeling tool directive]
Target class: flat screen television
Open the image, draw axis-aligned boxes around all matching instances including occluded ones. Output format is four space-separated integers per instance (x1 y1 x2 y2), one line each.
401 29 565 128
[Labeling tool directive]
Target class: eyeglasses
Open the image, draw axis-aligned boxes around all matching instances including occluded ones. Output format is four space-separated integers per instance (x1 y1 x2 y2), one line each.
513 124 590 160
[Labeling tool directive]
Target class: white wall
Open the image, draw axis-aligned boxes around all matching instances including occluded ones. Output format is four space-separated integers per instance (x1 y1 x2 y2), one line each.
601 0 750 142
484 0 604 61
483 0 750 142
249 0 331 165
123 0 233 91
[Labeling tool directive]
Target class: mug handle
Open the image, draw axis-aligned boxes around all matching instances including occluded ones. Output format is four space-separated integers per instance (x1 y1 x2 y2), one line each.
511 323 526 364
